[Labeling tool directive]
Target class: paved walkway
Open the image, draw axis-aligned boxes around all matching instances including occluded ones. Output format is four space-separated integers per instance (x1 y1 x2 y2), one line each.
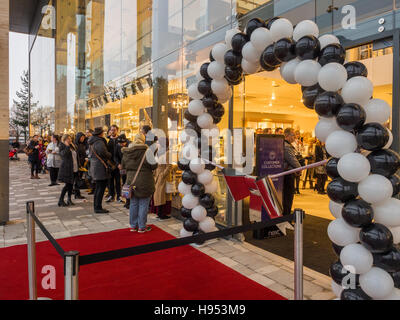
2 154 335 300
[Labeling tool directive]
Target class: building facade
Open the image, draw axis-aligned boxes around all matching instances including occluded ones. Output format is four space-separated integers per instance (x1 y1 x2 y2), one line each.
23 0 400 226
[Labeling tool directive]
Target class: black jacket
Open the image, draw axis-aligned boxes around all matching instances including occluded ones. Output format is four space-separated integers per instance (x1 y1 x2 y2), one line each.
284 140 301 171
88 135 112 181
28 140 39 162
58 143 75 184
107 136 122 165
75 132 87 167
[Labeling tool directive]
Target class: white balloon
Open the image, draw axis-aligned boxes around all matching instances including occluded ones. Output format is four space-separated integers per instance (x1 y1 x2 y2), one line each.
196 70 204 82
198 170 213 185
318 63 348 92
341 76 374 107
212 43 229 63
205 179 218 194
331 280 343 298
340 243 373 275
225 28 241 50
211 78 229 95
280 58 300 84
242 59 260 74
329 200 344 219
319 34 340 49
178 181 192 195
337 153 371 183
242 42 261 63
216 86 232 103
197 112 214 129
182 193 199 209
327 218 360 246
199 216 216 233
315 117 341 142
181 144 199 160
372 198 400 227
191 205 207 222
208 61 225 80
358 174 393 204
269 18 293 42
250 27 273 52
325 130 357 158
384 129 393 149
377 288 400 300
364 99 391 124
360 267 394 299
188 99 205 116
294 59 321 86
188 83 203 100
388 226 400 244
293 20 319 41
189 158 205 174
180 228 193 238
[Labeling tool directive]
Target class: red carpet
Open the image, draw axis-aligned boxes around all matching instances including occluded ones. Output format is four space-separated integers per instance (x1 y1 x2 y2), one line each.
0 225 285 300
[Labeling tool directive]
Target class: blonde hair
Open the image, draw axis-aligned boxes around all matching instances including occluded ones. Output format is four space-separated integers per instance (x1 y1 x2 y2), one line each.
61 134 71 143
133 133 145 145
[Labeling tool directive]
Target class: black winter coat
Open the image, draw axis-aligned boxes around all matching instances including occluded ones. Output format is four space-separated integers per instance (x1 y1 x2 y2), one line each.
58 143 75 184
75 132 87 167
107 136 122 165
28 140 39 162
88 135 112 181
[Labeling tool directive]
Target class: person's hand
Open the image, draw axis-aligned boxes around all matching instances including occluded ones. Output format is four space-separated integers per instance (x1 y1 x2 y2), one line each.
118 164 122 170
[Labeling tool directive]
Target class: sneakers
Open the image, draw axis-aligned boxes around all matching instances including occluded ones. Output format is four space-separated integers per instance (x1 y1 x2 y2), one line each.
138 226 152 233
105 196 114 202
95 209 109 214
157 216 171 221
130 227 138 232
117 197 124 203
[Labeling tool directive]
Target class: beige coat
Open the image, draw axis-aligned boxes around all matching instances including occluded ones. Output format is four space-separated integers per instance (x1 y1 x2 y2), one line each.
153 163 173 206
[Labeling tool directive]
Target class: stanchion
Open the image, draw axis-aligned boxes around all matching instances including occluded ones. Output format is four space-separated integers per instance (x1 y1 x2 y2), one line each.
26 201 37 300
64 251 80 300
294 208 304 300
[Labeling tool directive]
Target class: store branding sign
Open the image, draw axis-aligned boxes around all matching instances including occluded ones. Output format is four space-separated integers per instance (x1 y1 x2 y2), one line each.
341 5 356 30
41 5 56 30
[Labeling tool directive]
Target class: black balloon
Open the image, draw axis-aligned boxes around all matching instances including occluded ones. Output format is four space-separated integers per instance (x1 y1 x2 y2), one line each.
183 218 199 232
180 207 192 218
246 18 265 37
341 288 372 300
261 44 281 68
360 223 393 253
213 116 222 124
178 159 190 171
332 242 344 257
198 79 212 96
336 103 366 131
182 170 197 185
390 270 400 288
314 91 344 117
330 260 360 285
273 38 296 62
200 63 211 80
185 121 201 135
326 157 340 179
342 199 374 228
373 246 400 272
389 174 400 197
318 43 346 66
191 183 205 197
199 193 215 209
327 178 359 203
367 149 400 177
193 229 206 245
207 205 219 218
202 95 218 109
356 122 390 151
184 109 197 122
224 50 242 68
209 104 225 118
231 33 248 53
209 50 215 62
302 84 324 109
265 16 280 29
295 35 320 60
260 54 277 71
344 61 368 79
225 66 243 84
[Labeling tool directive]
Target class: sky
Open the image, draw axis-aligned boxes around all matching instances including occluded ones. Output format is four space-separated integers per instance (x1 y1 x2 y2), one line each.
9 32 29 109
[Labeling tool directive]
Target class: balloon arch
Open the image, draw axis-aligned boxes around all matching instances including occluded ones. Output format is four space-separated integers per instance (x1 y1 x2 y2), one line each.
176 17 400 300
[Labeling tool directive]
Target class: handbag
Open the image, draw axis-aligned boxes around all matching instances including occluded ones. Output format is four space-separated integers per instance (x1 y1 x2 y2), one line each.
121 150 147 199
90 145 117 174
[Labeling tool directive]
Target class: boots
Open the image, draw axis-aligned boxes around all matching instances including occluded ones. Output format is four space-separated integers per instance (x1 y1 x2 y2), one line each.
58 195 68 207
66 196 75 206
31 175 35 179
35 174 40 179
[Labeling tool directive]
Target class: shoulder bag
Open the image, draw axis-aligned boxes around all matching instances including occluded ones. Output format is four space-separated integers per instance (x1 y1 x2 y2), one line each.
90 145 117 174
121 150 147 199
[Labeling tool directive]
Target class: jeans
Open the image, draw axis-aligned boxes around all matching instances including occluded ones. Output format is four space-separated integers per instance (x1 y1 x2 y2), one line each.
94 179 108 211
129 196 151 229
30 159 40 175
108 168 121 199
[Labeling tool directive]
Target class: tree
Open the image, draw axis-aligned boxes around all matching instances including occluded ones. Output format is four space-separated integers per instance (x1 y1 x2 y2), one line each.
11 70 37 142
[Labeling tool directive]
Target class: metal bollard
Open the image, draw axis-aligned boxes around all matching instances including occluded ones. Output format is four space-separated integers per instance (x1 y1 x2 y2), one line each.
26 201 37 300
64 251 80 300
294 209 304 300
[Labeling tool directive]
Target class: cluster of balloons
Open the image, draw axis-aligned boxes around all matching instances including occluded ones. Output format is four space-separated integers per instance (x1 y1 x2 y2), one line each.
180 15 400 299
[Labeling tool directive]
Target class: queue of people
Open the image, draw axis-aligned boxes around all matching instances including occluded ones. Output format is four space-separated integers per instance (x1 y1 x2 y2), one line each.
23 125 176 233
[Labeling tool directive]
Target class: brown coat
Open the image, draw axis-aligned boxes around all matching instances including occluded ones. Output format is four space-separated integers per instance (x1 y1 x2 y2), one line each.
153 164 172 206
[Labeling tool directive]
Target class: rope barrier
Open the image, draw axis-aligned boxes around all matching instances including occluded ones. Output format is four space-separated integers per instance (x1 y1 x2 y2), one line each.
79 214 294 266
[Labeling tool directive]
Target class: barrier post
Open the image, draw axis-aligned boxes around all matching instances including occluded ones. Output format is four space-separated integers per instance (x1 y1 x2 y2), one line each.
294 208 304 300
26 201 37 300
64 251 80 300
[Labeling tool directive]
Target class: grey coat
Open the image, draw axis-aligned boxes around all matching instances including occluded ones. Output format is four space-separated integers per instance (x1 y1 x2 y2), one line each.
88 135 112 181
